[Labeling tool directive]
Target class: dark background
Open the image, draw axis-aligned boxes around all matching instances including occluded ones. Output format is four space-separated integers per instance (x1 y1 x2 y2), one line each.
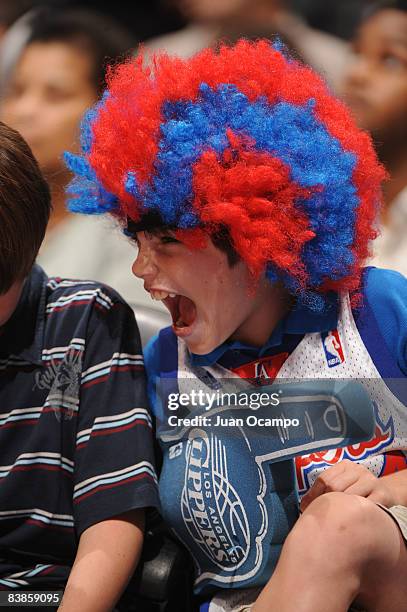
0 0 377 42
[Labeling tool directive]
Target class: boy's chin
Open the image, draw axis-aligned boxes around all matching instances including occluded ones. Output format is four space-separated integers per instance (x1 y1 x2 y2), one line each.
184 336 220 356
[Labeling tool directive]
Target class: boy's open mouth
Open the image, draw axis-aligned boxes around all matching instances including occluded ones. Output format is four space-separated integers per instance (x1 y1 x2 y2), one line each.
165 294 197 329
149 290 197 330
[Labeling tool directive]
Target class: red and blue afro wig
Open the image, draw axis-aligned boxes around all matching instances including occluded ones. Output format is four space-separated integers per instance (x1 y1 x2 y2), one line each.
65 39 386 310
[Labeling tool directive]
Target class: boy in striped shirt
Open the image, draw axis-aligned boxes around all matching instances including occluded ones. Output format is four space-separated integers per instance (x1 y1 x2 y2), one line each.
0 121 160 610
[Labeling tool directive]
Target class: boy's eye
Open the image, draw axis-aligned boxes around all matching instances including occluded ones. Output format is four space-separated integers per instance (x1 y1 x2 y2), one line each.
160 235 180 245
382 53 407 70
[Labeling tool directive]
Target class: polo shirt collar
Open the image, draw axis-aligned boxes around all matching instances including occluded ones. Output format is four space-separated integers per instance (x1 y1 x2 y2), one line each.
0 265 47 366
191 292 339 367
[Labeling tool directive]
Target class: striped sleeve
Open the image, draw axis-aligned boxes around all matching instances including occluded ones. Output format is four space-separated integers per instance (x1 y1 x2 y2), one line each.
73 288 160 536
143 334 160 417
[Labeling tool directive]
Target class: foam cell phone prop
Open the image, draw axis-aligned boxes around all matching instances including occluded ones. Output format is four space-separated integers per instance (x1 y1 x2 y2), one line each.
158 380 375 593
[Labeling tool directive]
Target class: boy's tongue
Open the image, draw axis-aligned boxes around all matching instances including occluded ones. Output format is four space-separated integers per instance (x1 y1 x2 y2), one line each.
176 295 197 328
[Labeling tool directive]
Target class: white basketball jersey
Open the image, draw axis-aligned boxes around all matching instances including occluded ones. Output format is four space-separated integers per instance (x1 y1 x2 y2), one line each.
175 293 407 494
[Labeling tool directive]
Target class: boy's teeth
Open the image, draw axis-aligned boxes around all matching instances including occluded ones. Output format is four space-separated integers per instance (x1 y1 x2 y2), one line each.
150 290 178 301
151 290 169 300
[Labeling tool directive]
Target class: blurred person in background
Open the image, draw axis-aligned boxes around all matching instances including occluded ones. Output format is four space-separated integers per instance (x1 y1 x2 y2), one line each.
343 0 407 275
294 0 375 41
0 6 161 307
146 0 352 90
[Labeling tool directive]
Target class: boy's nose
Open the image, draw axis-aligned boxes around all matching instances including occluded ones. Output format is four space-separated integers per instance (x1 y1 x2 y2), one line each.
131 248 157 280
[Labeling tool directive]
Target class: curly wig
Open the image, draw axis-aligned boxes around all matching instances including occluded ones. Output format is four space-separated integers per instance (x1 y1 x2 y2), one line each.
65 39 386 309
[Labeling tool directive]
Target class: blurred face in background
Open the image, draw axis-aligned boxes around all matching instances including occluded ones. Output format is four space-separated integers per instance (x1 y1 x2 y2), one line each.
174 0 262 23
343 9 407 144
0 41 97 175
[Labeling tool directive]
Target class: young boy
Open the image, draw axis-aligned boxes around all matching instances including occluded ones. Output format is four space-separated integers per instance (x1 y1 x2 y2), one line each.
343 0 407 275
0 121 160 611
66 40 407 611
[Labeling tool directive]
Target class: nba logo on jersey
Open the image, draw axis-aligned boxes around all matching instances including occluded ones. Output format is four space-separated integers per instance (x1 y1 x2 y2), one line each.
321 330 345 368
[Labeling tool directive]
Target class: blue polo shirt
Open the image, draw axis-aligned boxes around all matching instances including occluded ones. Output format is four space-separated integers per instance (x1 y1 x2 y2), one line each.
0 265 159 589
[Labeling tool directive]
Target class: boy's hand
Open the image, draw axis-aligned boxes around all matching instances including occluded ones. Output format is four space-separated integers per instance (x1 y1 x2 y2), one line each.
300 460 398 512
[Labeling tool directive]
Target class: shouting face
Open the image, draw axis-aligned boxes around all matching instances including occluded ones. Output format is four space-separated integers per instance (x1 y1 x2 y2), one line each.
131 229 286 355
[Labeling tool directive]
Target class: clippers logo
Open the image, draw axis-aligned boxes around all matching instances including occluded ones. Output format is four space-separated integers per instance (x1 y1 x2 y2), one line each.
322 330 345 368
231 353 289 384
181 432 250 569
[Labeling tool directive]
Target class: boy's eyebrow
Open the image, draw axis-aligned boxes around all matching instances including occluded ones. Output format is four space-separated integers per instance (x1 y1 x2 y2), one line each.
124 211 170 235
